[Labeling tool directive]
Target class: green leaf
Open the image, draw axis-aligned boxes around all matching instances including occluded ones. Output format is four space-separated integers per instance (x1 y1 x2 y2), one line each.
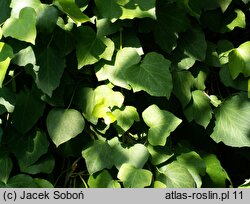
113 106 139 134
0 0 11 24
36 5 58 34
0 58 11 88
10 0 41 17
202 154 230 187
11 130 48 165
47 108 85 147
36 47 66 97
94 0 122 20
54 0 90 24
239 179 250 188
157 161 196 188
142 105 182 146
172 70 194 108
21 154 55 174
178 28 207 61
82 140 113 174
109 138 149 169
12 90 45 134
0 152 13 184
96 48 140 90
125 52 172 97
0 42 13 88
13 46 35 66
147 144 174 166
176 151 206 188
0 88 15 113
75 27 114 68
5 174 38 188
33 178 54 188
155 2 190 53
0 42 14 61
2 7 37 44
117 164 152 188
221 9 246 33
184 90 212 128
211 93 250 147
228 41 250 79
88 170 121 188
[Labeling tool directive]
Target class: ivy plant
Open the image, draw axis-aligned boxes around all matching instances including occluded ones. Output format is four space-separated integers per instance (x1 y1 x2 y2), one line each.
0 0 250 188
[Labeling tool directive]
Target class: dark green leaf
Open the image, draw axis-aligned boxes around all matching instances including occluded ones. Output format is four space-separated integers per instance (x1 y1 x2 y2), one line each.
12 90 45 134
0 0 11 24
36 47 66 96
0 152 13 184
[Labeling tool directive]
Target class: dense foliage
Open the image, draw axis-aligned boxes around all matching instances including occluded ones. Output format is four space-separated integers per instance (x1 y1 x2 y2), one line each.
0 0 250 188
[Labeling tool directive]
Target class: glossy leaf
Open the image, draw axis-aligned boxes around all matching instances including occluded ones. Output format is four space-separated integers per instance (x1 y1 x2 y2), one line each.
34 178 54 188
142 105 182 146
82 140 113 174
125 52 172 97
118 164 152 188
2 7 37 44
12 90 45 134
47 108 85 147
211 93 250 147
10 0 41 17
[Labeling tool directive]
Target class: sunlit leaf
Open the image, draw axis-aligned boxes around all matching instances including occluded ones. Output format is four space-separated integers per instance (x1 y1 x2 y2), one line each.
142 105 182 146
2 7 37 44
47 108 85 147
118 164 152 188
211 93 250 147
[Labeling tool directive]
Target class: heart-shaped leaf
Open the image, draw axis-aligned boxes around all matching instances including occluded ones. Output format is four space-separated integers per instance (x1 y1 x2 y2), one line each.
47 108 85 147
2 7 37 44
